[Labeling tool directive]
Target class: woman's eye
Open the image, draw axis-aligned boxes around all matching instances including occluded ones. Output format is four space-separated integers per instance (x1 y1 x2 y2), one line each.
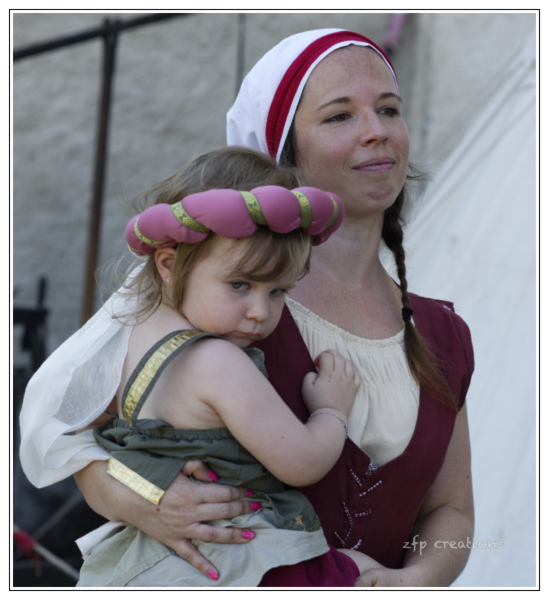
230 282 248 290
380 107 400 117
325 113 348 123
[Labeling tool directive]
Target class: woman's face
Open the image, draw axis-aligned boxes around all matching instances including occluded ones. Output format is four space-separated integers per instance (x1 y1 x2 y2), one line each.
293 46 410 218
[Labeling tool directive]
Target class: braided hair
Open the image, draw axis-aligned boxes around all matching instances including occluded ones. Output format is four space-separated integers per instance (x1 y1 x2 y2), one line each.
382 182 457 411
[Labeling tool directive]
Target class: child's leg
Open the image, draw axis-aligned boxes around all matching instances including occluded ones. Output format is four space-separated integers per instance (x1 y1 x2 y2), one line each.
337 549 383 576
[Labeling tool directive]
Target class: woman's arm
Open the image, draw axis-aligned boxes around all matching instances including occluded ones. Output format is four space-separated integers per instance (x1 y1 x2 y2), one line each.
355 404 474 587
74 458 255 580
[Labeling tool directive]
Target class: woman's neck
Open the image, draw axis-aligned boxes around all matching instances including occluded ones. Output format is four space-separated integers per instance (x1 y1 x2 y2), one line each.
306 213 387 288
291 213 404 340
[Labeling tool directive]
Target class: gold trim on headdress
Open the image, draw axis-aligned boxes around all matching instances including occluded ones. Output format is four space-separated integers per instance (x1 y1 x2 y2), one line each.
171 202 209 233
325 197 339 230
134 218 165 246
291 191 313 229
240 191 267 226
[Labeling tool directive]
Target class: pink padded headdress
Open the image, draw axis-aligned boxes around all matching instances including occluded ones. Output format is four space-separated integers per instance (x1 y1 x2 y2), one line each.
126 185 344 256
227 28 398 163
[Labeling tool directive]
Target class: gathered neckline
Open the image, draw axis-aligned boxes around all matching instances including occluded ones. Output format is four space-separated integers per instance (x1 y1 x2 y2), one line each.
286 296 406 348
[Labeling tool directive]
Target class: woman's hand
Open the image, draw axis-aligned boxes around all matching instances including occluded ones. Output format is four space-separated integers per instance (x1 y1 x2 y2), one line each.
357 406 474 588
74 459 255 580
302 350 360 419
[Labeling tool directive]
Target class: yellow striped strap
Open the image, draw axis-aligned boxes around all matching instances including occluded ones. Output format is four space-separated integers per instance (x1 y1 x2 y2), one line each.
291 190 313 229
122 329 204 425
171 202 209 233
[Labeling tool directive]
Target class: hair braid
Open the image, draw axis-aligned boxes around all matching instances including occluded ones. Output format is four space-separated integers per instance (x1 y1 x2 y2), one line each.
382 187 457 412
382 192 410 305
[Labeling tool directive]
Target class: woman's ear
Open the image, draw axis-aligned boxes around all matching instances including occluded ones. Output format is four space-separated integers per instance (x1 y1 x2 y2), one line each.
155 248 177 286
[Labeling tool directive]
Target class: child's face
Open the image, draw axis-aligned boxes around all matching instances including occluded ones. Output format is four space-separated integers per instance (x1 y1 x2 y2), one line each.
180 236 308 349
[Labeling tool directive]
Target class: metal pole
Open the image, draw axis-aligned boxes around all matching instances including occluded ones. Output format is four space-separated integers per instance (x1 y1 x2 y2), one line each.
235 13 246 99
382 13 409 58
82 19 119 323
13 13 186 61
13 525 80 581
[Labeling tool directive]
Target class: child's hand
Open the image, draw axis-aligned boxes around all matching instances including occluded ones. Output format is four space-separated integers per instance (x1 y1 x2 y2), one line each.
302 349 360 420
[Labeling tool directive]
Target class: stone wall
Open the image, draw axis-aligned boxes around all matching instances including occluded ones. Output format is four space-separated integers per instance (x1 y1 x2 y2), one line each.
13 12 536 357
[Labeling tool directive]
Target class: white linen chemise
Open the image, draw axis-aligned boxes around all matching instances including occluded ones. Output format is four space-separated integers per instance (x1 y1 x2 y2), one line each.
286 296 420 467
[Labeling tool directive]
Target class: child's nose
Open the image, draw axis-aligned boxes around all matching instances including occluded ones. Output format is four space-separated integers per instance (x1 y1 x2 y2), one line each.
246 296 269 322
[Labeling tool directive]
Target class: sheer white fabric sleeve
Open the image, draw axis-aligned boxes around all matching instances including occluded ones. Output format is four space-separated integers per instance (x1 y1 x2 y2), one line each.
19 266 142 488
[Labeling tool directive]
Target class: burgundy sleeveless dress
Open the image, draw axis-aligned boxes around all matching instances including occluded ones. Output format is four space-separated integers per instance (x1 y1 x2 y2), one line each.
254 293 474 586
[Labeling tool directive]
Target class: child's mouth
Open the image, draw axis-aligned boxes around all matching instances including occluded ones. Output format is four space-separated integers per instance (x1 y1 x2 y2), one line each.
231 332 261 340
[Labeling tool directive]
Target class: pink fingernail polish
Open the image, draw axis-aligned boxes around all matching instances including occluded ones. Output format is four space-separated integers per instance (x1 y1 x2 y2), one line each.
251 501 261 511
242 530 255 539
208 570 218 581
245 491 253 497
207 470 219 482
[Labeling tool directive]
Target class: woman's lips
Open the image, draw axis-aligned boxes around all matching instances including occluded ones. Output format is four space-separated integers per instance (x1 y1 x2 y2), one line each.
353 159 395 172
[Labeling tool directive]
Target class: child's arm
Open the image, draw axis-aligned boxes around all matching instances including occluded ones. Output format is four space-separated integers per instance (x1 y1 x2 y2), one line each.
76 396 118 433
184 339 360 487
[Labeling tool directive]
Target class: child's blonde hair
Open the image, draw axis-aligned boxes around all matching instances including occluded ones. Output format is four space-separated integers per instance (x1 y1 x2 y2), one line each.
117 146 312 321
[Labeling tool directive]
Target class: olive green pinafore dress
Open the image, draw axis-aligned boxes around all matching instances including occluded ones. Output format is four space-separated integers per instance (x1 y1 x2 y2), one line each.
77 330 328 587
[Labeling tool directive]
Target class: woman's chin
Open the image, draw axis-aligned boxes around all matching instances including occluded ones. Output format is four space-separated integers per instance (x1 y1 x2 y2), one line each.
344 193 399 219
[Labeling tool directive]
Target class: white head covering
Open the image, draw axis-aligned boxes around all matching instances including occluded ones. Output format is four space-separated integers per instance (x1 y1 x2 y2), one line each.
227 28 398 163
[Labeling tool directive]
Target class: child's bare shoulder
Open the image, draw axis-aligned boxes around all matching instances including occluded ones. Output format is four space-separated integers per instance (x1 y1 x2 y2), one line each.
169 337 267 414
184 336 258 373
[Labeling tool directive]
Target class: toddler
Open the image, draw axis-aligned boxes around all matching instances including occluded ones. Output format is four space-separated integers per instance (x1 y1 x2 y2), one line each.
71 147 382 586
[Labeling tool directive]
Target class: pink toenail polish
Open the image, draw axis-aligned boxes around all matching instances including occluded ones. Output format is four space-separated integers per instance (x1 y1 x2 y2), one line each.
208 570 218 580
207 470 219 482
251 501 261 511
245 491 253 497
242 530 255 539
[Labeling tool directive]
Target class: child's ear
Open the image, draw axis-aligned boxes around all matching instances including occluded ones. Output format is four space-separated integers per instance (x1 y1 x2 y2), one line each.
155 248 176 285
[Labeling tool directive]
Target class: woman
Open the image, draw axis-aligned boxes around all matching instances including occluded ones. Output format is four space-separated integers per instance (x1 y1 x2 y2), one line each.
21 29 474 587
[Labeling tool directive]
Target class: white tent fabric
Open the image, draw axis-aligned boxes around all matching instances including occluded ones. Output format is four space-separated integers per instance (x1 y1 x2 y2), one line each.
383 34 537 587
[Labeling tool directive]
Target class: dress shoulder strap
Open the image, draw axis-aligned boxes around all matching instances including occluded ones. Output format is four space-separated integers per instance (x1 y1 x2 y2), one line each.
120 329 221 427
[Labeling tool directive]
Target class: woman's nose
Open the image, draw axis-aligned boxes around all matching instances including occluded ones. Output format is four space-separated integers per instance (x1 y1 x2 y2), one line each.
358 112 388 146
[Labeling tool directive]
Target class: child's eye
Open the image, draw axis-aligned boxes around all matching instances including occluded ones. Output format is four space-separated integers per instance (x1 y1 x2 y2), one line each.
230 282 249 290
270 288 287 296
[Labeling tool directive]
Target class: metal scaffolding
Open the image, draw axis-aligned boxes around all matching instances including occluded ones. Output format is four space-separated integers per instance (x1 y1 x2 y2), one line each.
14 13 190 324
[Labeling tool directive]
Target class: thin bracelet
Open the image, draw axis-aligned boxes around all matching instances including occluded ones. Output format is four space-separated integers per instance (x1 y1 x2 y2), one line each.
308 411 348 439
